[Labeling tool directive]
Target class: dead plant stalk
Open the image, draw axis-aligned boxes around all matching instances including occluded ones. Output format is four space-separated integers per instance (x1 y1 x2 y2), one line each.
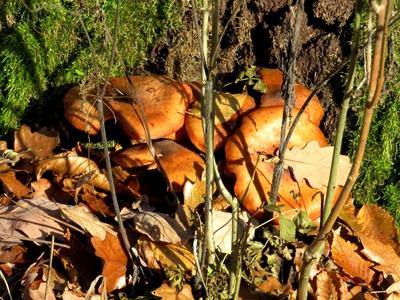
297 0 392 298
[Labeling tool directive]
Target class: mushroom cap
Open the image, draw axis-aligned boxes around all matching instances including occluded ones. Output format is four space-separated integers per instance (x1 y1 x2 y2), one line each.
112 140 205 192
185 92 255 152
258 68 324 125
63 86 113 135
225 106 332 219
63 75 191 142
107 75 190 143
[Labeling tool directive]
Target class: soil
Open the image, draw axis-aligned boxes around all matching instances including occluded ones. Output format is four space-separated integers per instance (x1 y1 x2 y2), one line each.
147 0 356 140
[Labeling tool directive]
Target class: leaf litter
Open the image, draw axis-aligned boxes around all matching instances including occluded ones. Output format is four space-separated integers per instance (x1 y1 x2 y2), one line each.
1 118 399 299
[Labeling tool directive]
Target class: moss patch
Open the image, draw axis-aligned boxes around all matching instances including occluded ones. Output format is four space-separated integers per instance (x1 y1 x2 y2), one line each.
0 0 181 136
346 11 400 224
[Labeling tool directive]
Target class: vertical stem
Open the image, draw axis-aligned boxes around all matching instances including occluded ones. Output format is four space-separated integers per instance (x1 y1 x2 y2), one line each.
321 0 361 225
297 0 392 298
200 0 217 268
269 0 304 204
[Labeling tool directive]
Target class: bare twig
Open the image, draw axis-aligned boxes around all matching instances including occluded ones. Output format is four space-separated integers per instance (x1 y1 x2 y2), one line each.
44 236 55 300
0 234 70 248
269 0 304 205
297 1 392 298
321 0 361 225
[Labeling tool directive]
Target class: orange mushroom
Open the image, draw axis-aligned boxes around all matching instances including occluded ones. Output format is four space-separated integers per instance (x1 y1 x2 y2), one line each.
63 75 192 142
258 68 324 125
185 92 255 152
63 86 114 135
224 106 339 220
112 140 205 192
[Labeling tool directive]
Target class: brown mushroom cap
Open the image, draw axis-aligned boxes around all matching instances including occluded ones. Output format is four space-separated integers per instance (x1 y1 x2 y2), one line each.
63 86 113 135
258 68 324 125
112 140 205 192
225 106 332 219
185 92 255 152
107 75 189 143
63 75 191 142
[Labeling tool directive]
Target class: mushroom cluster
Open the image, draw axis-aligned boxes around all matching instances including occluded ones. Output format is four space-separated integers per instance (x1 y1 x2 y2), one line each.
64 69 341 221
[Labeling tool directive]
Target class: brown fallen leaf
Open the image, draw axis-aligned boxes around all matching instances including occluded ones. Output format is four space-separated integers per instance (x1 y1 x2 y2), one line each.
331 228 375 284
344 204 400 282
353 204 400 253
256 276 286 295
152 283 195 300
14 125 59 161
314 270 349 300
112 140 205 192
60 205 116 240
36 154 110 191
130 211 193 245
0 245 27 276
212 210 257 254
182 178 206 223
91 232 128 292
0 196 66 249
137 236 196 275
0 170 30 199
284 141 352 189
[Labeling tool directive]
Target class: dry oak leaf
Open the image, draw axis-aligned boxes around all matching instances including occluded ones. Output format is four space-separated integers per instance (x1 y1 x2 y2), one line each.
91 232 128 292
314 270 349 300
284 141 352 189
152 283 195 300
137 236 196 275
0 196 66 249
0 170 30 199
60 205 116 240
331 228 375 284
344 204 400 281
14 125 59 161
130 211 193 245
352 204 400 253
36 154 110 191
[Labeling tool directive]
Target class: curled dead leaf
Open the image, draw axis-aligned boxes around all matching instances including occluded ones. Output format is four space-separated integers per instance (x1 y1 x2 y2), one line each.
137 236 196 275
36 154 110 191
130 211 193 245
60 205 116 240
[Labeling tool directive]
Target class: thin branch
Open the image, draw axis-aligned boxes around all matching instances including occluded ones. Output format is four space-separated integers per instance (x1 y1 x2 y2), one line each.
269 0 304 205
297 0 392 298
44 236 55 300
0 234 70 248
321 0 361 225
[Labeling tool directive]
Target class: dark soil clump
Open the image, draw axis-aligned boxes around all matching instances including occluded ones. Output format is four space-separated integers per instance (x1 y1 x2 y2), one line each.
148 0 356 140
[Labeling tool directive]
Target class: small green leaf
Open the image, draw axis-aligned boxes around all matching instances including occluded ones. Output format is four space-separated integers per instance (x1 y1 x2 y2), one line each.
279 215 296 242
244 65 257 78
293 211 316 234
253 79 267 93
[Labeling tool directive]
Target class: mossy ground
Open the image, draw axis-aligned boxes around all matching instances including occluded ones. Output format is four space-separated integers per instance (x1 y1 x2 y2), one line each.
0 0 181 136
346 2 400 225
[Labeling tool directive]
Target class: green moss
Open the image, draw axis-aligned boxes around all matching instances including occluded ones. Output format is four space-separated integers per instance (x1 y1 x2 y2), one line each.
0 0 181 136
347 4 400 224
